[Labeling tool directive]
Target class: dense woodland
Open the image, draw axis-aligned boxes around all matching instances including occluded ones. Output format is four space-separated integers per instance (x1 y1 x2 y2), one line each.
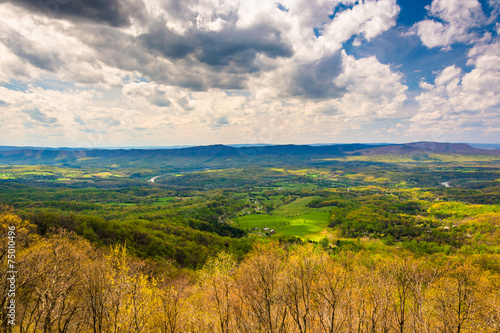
0 154 499 332
1 211 500 332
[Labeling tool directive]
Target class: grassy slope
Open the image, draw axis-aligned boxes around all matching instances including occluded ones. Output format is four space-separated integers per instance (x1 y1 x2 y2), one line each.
237 196 332 240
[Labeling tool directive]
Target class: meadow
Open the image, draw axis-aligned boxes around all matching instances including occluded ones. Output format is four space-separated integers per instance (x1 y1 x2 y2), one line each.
237 196 333 240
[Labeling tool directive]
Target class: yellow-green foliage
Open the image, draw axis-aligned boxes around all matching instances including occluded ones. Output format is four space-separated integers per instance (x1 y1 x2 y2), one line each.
429 202 500 220
4 216 500 333
0 165 131 182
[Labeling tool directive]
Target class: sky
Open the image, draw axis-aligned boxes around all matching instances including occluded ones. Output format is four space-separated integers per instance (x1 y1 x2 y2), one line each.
0 0 499 148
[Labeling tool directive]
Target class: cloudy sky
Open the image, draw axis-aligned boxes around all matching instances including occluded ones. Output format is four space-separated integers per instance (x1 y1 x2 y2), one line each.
0 0 499 147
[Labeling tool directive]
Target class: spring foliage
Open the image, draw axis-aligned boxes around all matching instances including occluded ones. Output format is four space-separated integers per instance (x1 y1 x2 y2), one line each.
1 211 500 332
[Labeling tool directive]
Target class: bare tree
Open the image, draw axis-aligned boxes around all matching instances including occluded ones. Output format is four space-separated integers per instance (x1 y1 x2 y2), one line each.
282 244 321 333
314 252 351 333
236 243 288 333
198 251 237 333
432 260 484 333
16 231 89 333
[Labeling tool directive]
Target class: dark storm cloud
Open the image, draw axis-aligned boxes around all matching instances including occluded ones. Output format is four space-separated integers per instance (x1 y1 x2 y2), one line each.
139 25 196 60
288 52 346 98
139 22 294 73
70 25 212 89
74 22 281 90
194 25 293 69
77 26 152 71
2 0 292 91
1 30 60 71
2 0 145 27
23 108 58 123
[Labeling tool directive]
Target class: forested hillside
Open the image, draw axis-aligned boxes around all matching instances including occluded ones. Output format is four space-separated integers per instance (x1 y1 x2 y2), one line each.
1 210 500 332
1 147 499 332
0 143 498 169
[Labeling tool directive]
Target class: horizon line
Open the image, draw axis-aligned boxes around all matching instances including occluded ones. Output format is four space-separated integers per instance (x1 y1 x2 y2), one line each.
0 141 499 150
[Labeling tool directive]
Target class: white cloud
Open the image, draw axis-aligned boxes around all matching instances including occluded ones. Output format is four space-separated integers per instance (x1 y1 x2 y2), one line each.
407 0 500 142
0 0 412 146
322 0 399 49
413 0 485 48
410 38 500 138
332 52 408 119
0 4 133 87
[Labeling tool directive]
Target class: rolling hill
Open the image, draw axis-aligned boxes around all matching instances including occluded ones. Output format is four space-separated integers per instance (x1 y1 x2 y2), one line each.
0 142 498 168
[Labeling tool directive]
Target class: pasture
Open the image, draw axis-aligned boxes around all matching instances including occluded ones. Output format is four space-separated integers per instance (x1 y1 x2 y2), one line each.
237 196 333 240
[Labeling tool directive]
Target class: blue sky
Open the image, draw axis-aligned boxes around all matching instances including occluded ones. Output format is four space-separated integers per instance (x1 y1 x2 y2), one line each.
0 0 499 147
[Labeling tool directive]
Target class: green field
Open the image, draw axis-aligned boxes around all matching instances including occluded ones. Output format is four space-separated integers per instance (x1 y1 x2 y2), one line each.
237 196 332 240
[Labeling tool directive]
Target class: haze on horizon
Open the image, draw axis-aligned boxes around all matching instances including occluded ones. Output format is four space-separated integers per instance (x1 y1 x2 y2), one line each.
0 0 499 148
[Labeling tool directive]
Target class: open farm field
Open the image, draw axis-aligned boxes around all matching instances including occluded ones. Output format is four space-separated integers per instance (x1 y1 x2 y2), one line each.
237 196 333 240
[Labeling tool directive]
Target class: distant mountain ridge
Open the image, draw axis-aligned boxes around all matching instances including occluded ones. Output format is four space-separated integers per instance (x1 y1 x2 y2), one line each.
0 142 498 168
358 141 500 156
0 143 375 164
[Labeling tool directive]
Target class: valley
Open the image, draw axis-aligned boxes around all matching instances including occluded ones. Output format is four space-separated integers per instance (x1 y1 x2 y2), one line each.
1 142 500 331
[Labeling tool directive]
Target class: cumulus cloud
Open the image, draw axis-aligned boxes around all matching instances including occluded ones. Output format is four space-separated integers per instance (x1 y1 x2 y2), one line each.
406 0 500 141
412 0 486 48
0 5 133 86
139 20 293 71
285 52 345 99
0 0 401 91
3 0 146 27
0 0 413 145
410 38 500 137
123 82 171 107
333 52 408 119
322 0 399 47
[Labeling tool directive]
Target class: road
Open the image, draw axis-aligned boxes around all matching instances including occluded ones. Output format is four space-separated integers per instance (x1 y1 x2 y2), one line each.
148 175 161 183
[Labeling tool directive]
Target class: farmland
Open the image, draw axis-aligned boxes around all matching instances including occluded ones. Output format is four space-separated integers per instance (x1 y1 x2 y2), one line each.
1 144 500 331
238 196 333 240
1 151 498 259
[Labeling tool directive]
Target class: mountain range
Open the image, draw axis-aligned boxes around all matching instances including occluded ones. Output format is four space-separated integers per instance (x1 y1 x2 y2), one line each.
0 142 498 169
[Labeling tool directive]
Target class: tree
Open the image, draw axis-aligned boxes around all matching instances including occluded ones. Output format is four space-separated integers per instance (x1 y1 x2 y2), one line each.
197 251 237 333
282 244 321 333
236 243 288 333
16 231 90 332
431 260 488 332
314 252 351 333
0 208 39 331
154 275 191 333
81 255 112 333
